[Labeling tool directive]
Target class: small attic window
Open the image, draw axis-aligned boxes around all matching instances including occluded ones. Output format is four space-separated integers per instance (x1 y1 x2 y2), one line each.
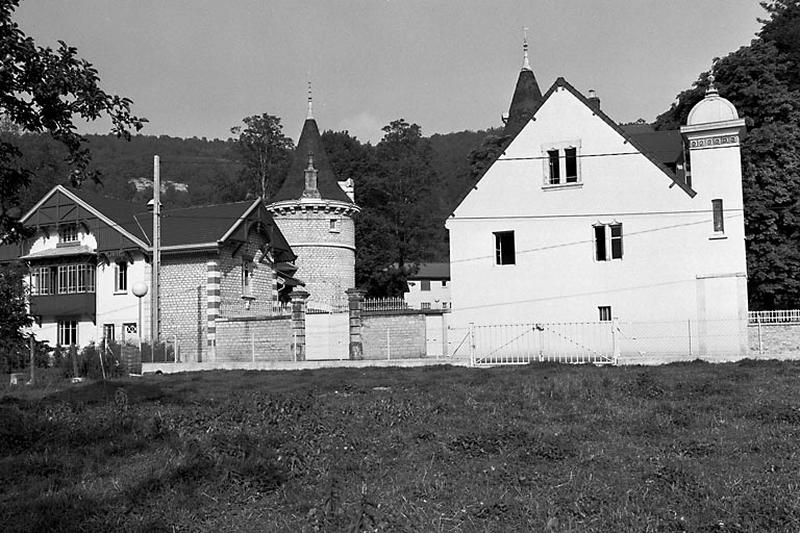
58 224 78 244
329 218 340 233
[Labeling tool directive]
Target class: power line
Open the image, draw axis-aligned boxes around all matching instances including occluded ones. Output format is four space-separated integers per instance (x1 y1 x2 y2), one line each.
449 212 744 265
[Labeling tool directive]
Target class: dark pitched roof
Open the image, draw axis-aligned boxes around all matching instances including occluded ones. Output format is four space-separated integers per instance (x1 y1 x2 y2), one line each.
503 69 543 138
624 129 684 166
8 186 295 262
408 262 450 280
271 118 353 204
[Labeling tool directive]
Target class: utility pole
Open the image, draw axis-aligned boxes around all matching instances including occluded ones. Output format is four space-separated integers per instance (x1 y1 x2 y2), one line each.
151 155 161 350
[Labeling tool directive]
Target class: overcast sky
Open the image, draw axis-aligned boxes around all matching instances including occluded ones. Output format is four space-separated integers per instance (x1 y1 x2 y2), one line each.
16 0 765 144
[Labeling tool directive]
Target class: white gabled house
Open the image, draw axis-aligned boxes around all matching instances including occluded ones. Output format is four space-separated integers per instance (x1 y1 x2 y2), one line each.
446 47 748 358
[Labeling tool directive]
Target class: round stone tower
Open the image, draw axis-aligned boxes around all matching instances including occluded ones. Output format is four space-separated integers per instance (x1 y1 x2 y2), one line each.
266 92 359 307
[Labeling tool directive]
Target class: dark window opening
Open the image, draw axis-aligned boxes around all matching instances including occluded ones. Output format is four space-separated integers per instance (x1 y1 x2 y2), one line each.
115 262 128 292
712 199 724 233
565 148 578 182
494 231 516 265
548 150 560 185
610 224 623 259
599 306 612 322
594 225 607 261
420 279 431 291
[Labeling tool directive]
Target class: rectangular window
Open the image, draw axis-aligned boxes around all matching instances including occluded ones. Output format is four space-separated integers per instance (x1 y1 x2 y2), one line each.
494 231 516 265
123 323 137 342
77 264 95 293
115 262 128 293
594 225 607 261
442 280 447 287
31 266 54 296
594 223 623 261
712 199 724 233
329 218 339 232
59 224 78 243
548 150 560 184
242 261 253 297
421 302 431 310
420 279 431 291
57 264 79 294
598 306 612 322
58 320 78 346
610 224 623 259
103 324 115 342
564 148 578 182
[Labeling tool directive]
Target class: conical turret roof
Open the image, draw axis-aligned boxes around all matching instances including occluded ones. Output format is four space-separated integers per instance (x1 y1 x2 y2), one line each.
503 69 543 138
503 34 543 138
271 117 353 204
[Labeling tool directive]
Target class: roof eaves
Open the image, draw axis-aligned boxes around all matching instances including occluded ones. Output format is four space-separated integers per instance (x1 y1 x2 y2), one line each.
449 82 561 217
24 185 152 248
218 198 261 244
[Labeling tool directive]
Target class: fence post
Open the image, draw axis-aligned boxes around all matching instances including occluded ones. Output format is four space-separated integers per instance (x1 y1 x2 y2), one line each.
290 289 309 361
687 319 693 357
251 327 256 363
611 318 620 365
757 315 763 355
346 288 364 360
469 322 476 366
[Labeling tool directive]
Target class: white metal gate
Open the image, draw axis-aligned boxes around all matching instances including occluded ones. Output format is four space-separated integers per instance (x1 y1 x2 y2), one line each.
305 306 349 360
470 321 617 365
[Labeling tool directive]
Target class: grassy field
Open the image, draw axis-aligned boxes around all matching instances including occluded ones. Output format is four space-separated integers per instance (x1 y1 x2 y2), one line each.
2 361 800 532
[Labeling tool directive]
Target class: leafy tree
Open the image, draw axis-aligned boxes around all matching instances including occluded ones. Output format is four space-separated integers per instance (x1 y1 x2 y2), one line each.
0 0 146 243
654 1 800 309
320 129 373 184
0 261 32 372
355 119 440 296
230 113 293 201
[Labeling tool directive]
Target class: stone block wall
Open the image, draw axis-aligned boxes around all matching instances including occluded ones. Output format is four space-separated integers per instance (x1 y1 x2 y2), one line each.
748 324 800 357
160 255 208 362
362 312 426 359
217 239 276 318
215 316 293 362
271 206 356 305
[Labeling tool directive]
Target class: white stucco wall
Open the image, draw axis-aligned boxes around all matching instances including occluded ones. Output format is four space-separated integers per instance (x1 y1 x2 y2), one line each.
95 252 151 344
447 85 748 356
405 279 450 310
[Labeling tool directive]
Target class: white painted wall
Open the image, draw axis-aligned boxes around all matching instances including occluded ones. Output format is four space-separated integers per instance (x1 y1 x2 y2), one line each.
95 252 151 344
405 279 450 310
447 85 748 356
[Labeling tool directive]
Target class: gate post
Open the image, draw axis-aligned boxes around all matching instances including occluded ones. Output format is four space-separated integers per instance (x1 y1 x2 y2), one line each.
290 289 309 361
346 288 365 360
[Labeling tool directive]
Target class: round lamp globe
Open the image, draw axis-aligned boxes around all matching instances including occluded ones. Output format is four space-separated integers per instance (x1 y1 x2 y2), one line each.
132 282 149 298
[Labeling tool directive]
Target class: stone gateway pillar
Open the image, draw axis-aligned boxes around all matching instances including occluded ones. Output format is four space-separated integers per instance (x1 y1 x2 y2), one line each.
346 288 365 360
290 289 309 361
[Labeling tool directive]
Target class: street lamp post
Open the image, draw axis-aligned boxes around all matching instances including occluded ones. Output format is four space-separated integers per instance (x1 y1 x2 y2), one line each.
132 281 148 358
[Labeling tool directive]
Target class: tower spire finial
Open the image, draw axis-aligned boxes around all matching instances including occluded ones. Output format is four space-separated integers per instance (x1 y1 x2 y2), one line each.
306 81 314 120
706 73 718 96
522 26 531 71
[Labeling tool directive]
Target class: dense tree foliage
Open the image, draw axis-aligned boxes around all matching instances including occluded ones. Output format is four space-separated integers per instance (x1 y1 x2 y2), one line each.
230 114 293 202
0 0 145 243
350 120 440 296
655 0 800 309
0 261 32 372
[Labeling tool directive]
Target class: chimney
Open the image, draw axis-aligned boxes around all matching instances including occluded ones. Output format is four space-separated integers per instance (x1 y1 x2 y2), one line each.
587 89 601 112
